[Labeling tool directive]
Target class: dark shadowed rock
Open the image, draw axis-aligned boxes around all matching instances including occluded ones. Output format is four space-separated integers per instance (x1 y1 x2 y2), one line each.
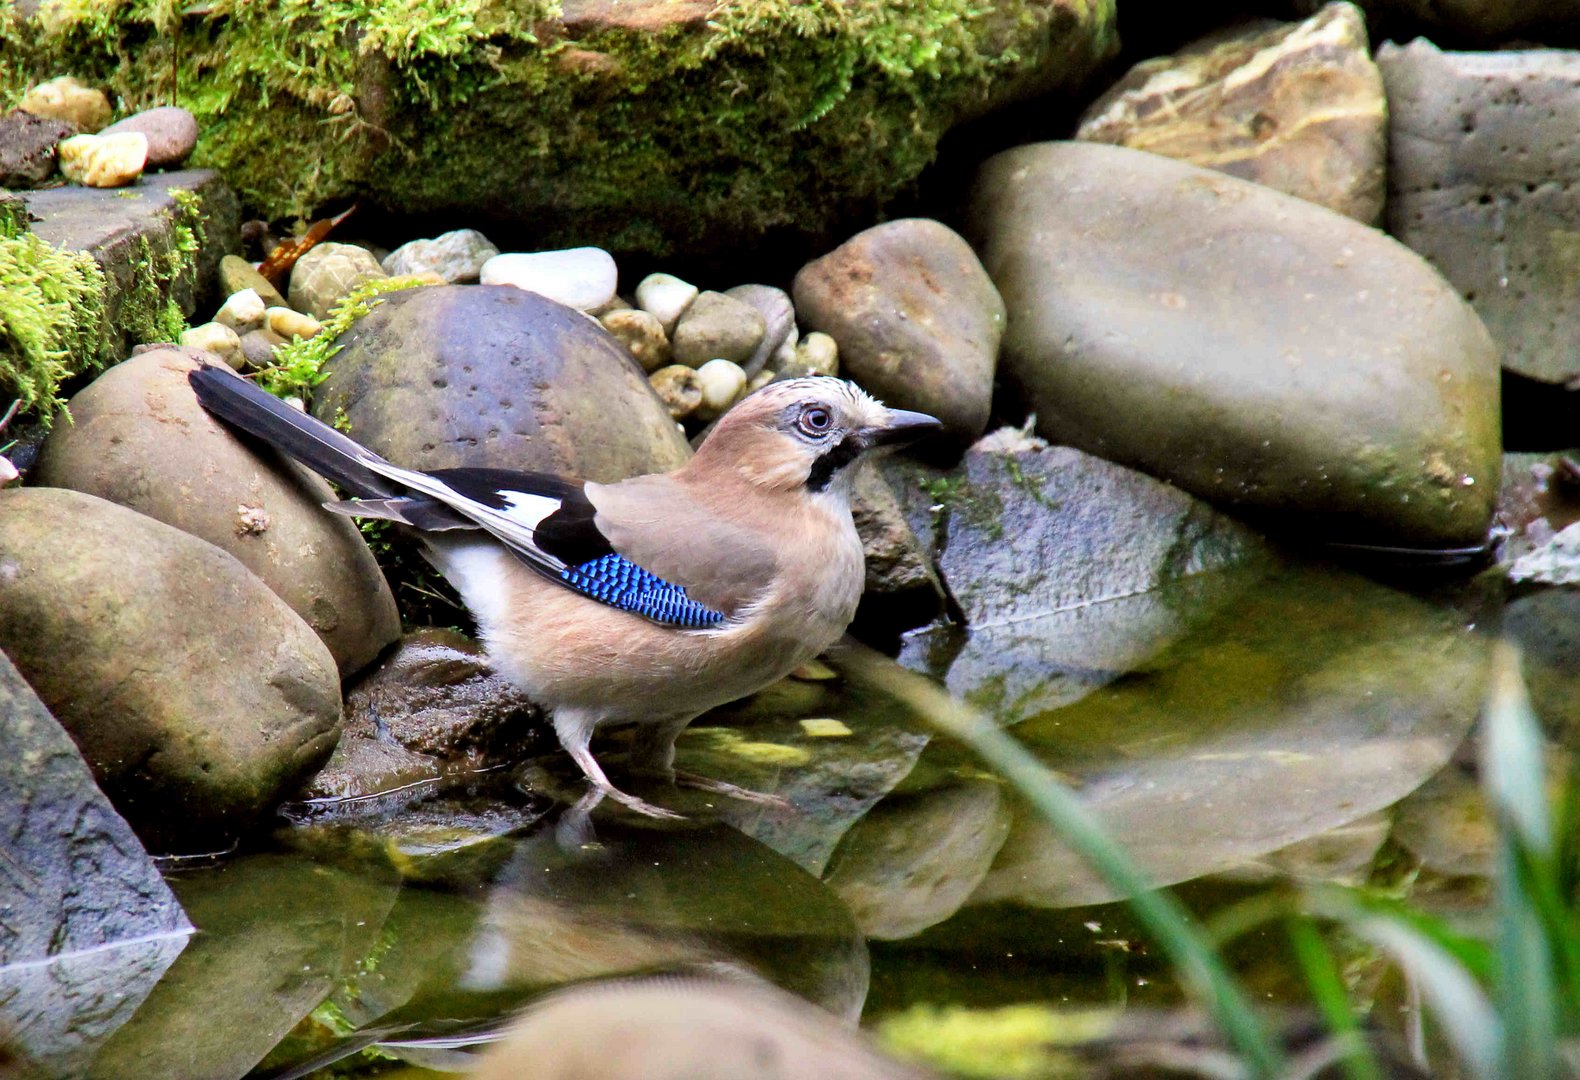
968 140 1501 548
0 108 75 188
34 349 401 676
1382 40 1580 383
313 285 692 479
794 219 1003 443
0 653 190 1079
1077 3 1386 223
0 488 342 852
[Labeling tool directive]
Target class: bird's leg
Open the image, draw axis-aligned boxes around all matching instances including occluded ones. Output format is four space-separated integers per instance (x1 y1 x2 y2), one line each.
629 715 791 810
552 709 684 821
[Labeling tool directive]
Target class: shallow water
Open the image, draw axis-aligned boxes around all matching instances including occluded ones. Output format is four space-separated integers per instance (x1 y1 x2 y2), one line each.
13 555 1509 1078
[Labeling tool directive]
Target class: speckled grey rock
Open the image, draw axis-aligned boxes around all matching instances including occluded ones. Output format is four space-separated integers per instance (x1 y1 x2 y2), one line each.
670 290 766 368
382 228 499 283
288 241 387 320
312 285 691 479
724 284 797 377
0 488 342 853
968 140 1501 547
239 326 287 369
101 105 198 169
1382 39 1580 382
795 219 1003 443
34 349 401 676
0 108 75 188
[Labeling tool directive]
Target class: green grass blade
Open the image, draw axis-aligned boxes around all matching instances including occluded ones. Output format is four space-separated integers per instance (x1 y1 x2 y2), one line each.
832 641 1286 1078
1286 916 1385 1080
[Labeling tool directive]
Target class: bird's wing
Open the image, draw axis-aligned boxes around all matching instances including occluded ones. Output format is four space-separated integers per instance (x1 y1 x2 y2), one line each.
585 474 781 617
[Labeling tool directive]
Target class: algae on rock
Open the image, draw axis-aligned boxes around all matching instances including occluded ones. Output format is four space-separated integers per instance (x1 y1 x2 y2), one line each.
3 0 1117 255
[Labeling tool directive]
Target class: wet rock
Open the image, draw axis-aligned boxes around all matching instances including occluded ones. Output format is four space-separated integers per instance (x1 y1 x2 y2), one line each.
670 289 767 368
786 331 839 377
600 306 671 372
0 108 75 188
794 219 1003 442
724 284 796 377
239 326 287 369
1219 809 1390 886
177 321 243 369
850 464 945 607
968 140 1502 548
382 227 499 282
1501 589 1580 744
636 272 698 334
0 653 191 1079
219 252 288 308
1077 3 1386 223
693 358 747 421
824 780 1011 940
101 106 198 169
1382 40 1580 382
19 75 110 132
313 284 692 479
650 364 703 420
266 305 322 340
891 442 1270 721
480 246 618 311
287 240 386 320
57 131 147 187
1390 767 1494 879
213 287 266 334
0 488 342 852
35 350 401 675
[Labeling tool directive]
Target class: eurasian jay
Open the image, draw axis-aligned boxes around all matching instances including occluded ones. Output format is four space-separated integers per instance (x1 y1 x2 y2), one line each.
189 365 942 819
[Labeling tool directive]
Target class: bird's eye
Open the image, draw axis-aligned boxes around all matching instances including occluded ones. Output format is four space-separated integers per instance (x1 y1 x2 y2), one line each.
797 405 833 437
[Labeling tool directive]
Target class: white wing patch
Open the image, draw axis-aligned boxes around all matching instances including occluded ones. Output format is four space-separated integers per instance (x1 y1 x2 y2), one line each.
495 490 561 532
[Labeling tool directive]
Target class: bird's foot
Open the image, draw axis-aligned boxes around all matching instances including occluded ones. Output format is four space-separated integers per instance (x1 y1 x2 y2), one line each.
670 770 791 810
603 783 687 821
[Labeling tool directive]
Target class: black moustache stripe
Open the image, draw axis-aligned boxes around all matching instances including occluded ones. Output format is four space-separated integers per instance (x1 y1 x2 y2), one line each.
805 433 864 492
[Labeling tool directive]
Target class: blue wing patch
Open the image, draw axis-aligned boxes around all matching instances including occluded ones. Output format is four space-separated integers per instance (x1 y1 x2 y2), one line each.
560 553 726 629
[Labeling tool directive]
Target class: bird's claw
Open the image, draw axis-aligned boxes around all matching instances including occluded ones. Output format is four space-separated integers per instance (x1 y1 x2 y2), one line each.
671 770 791 810
605 787 687 820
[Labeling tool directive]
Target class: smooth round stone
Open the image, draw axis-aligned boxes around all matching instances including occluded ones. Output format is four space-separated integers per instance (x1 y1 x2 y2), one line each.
0 487 342 852
635 272 698 335
57 131 146 187
34 349 402 675
312 285 691 480
214 287 266 335
599 307 671 372
693 358 747 421
287 241 387 321
794 218 1003 442
220 254 288 309
382 228 499 283
480 246 617 312
786 331 839 377
649 364 703 420
20 75 110 132
178 321 243 370
239 327 287 369
723 284 796 376
266 306 322 340
670 290 766 368
967 140 1501 547
101 105 198 169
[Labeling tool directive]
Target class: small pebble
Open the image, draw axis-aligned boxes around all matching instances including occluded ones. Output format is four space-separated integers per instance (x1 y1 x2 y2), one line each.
219 254 288 309
266 306 323 340
671 290 766 368
600 308 670 373
724 284 797 377
180 322 244 370
288 242 386 321
20 76 110 133
649 364 703 421
746 369 776 394
771 329 799 371
589 294 632 317
635 273 698 335
693 359 748 421
239 328 288 370
480 247 617 311
214 288 266 335
101 106 197 169
57 132 146 188
381 228 498 283
787 331 839 377
0 455 17 486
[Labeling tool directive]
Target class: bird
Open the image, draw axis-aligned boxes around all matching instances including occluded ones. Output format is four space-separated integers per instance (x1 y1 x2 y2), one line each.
188 364 942 819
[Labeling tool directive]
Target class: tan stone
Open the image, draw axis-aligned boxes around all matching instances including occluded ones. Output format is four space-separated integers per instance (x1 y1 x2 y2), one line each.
58 131 148 188
20 75 111 132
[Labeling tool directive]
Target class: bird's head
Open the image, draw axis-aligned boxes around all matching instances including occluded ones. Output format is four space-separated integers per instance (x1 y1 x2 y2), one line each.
690 377 943 495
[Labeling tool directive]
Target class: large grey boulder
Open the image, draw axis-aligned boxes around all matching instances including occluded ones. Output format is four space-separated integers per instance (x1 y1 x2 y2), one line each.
1381 40 1580 383
312 285 692 480
0 488 342 852
0 653 190 1079
34 349 401 676
967 140 1501 548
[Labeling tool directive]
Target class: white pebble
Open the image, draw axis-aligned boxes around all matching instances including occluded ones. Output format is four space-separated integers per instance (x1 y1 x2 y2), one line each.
635 273 698 335
790 332 839 377
266 306 323 340
693 358 747 421
214 288 266 335
480 247 618 311
179 322 244 370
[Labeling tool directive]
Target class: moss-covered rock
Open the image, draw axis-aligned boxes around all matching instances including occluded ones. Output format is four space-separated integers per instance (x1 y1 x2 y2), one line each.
1 0 1116 255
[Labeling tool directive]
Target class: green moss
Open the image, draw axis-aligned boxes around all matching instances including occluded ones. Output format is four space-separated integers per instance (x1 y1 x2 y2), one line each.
3 0 1116 254
257 273 436 399
877 1002 1112 1079
0 231 108 420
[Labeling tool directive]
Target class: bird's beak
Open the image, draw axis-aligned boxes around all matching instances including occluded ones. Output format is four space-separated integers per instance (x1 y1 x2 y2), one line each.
861 408 945 449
